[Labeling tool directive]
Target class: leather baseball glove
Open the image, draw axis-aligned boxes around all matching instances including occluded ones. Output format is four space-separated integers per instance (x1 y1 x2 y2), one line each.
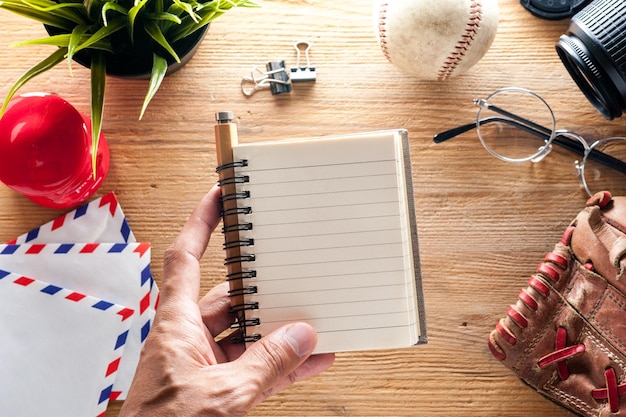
488 191 626 416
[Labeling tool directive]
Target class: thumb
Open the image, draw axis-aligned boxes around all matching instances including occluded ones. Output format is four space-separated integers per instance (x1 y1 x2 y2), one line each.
238 322 317 398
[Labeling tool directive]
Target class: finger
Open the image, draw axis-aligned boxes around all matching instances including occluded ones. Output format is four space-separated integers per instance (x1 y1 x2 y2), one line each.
198 282 243 364
160 184 222 306
234 322 318 401
199 282 234 337
218 331 246 361
261 353 335 400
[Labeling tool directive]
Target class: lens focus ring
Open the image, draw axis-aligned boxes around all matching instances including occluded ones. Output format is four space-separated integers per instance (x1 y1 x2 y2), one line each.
556 0 626 119
576 0 626 74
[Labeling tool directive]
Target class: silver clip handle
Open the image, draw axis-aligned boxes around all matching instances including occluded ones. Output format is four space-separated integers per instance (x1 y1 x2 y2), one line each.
291 41 316 82
241 66 290 96
294 41 312 69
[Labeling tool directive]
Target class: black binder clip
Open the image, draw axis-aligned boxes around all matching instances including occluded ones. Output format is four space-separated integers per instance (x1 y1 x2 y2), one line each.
290 41 316 83
241 61 291 97
241 41 316 97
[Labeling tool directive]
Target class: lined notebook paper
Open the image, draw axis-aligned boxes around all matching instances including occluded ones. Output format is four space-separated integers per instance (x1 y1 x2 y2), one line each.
215 123 426 354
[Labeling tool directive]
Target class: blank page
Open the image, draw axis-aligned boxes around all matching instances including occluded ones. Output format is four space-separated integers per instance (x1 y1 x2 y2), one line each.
232 130 422 353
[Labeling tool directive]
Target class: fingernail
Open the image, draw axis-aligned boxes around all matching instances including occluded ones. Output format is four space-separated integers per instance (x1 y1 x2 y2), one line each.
283 323 316 358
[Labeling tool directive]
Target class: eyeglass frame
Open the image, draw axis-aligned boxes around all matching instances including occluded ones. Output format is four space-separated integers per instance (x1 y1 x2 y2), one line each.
433 87 626 197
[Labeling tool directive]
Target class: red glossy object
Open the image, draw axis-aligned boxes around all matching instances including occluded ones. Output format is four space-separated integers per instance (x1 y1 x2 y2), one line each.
0 93 109 209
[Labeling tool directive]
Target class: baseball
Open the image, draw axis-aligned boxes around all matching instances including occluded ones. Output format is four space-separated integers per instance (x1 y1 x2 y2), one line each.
374 0 499 80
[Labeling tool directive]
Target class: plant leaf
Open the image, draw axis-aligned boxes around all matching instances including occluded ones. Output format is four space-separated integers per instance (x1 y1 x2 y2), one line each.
20 0 88 24
169 21 206 43
171 0 199 23
101 2 128 26
144 20 180 62
168 0 259 42
127 0 149 43
83 0 93 15
73 17 126 52
11 34 113 52
90 50 106 177
67 23 90 74
0 2 79 30
145 11 182 24
0 47 67 116
139 53 167 120
10 34 76 47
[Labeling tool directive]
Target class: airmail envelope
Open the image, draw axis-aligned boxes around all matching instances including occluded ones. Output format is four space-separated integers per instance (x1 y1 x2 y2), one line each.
6 192 159 398
0 270 134 417
0 242 154 399
10 192 135 245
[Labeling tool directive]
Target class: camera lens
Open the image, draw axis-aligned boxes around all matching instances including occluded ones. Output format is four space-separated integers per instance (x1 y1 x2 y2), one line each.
555 0 626 120
520 0 592 20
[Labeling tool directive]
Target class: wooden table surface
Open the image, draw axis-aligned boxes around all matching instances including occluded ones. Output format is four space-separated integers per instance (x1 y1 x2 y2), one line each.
1 0 624 415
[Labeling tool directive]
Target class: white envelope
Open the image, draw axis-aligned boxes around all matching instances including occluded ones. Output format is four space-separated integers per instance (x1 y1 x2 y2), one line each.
0 242 154 399
7 192 160 398
0 269 134 417
9 192 136 244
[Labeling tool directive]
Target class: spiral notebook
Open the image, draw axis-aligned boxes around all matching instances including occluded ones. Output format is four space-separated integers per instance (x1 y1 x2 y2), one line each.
214 117 427 354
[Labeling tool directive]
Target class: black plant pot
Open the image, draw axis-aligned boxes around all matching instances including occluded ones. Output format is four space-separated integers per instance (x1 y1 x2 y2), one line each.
46 24 209 79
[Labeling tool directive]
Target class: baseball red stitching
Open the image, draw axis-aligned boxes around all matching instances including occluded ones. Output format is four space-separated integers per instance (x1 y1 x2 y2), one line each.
438 0 483 81
377 2 391 63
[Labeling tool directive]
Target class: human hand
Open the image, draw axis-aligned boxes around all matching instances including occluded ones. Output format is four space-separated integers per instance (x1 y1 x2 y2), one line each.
119 185 335 417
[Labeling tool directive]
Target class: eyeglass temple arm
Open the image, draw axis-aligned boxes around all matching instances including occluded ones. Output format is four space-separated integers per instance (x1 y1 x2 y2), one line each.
477 101 554 136
433 117 626 174
433 116 548 143
562 138 626 175
433 121 477 143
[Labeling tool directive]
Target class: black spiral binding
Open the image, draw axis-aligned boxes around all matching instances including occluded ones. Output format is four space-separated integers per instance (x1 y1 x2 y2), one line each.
216 159 261 344
216 159 248 172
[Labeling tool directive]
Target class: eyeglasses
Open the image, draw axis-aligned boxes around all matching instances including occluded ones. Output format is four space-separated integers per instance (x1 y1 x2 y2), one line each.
433 87 626 197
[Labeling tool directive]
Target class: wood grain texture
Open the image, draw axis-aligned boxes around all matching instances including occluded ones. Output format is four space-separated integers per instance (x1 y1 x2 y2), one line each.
0 0 622 415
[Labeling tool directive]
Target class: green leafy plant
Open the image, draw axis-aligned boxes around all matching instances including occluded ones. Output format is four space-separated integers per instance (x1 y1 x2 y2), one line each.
0 0 257 173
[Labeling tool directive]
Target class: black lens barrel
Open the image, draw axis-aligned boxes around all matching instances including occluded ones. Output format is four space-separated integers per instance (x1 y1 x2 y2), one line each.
556 0 626 120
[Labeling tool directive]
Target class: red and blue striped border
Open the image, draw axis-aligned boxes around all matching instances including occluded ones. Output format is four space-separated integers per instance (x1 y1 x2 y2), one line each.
0 269 134 416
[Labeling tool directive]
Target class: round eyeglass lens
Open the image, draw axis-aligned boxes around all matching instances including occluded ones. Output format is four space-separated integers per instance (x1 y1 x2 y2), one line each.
580 137 626 196
476 88 556 163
